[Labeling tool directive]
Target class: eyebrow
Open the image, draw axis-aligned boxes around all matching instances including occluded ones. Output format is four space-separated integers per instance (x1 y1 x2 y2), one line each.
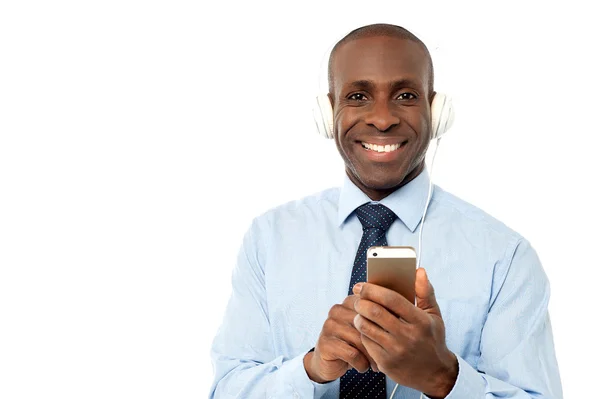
343 78 423 92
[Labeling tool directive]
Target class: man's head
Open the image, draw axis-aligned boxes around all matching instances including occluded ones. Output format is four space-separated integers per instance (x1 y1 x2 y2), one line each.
327 24 435 200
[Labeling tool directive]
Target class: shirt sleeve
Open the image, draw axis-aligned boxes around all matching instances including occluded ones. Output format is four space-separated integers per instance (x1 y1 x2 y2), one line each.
209 220 334 398
426 239 563 399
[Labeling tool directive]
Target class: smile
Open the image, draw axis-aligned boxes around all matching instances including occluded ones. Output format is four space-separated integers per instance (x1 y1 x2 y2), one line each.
360 141 407 153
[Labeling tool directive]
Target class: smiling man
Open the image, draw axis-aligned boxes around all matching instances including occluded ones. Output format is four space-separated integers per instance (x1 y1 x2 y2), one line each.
210 24 562 398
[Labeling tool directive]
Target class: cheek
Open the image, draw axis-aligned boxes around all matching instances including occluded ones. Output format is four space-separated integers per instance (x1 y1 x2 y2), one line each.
333 110 357 150
335 112 364 151
402 113 431 153
418 111 432 140
334 110 352 137
407 111 429 134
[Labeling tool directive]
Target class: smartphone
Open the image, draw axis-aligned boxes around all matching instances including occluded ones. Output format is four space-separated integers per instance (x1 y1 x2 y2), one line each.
366 246 417 304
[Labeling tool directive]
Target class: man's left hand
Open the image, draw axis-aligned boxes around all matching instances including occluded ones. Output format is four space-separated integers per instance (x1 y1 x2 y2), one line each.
352 268 458 399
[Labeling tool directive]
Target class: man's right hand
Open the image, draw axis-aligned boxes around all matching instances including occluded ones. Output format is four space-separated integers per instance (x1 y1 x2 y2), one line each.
303 294 378 383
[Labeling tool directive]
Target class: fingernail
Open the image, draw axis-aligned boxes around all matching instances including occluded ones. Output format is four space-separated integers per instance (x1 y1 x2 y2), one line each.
354 283 363 293
372 364 379 373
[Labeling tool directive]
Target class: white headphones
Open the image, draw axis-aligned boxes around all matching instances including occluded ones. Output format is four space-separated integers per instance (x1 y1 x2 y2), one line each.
313 92 455 140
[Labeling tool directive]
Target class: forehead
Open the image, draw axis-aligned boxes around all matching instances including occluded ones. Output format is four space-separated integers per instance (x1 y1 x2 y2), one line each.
332 36 430 90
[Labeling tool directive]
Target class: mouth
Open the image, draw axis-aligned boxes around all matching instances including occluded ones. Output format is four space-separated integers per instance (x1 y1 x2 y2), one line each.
360 140 409 153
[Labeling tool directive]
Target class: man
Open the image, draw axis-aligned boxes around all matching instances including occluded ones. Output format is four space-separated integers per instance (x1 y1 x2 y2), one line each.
210 23 562 398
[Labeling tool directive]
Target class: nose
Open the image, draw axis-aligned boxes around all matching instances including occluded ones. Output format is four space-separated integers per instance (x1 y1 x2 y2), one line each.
363 100 400 132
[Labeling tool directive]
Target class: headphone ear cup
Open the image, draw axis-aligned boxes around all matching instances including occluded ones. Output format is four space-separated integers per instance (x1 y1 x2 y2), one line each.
313 94 334 139
430 93 455 140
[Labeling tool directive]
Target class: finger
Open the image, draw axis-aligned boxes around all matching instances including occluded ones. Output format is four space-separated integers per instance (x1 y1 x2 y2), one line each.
328 302 360 327
341 294 359 310
359 283 422 324
415 268 441 317
322 335 371 373
353 314 392 349
359 332 387 366
354 298 405 335
325 318 379 370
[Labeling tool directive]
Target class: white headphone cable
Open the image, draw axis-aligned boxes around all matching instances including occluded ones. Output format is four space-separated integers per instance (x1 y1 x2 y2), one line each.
417 135 442 270
389 136 442 399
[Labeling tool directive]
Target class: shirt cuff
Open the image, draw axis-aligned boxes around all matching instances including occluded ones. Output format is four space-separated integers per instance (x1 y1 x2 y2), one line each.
280 351 335 398
424 355 485 399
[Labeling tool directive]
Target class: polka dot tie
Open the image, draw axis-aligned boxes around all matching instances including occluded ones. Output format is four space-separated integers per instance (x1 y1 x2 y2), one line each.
339 203 397 399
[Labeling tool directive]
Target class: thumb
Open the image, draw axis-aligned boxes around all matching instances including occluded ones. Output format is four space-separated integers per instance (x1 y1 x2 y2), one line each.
415 268 441 316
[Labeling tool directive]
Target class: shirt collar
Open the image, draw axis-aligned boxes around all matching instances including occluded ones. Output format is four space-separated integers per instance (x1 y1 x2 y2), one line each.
337 167 432 232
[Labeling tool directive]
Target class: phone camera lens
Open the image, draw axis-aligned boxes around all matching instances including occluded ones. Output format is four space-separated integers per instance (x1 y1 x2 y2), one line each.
373 252 378 257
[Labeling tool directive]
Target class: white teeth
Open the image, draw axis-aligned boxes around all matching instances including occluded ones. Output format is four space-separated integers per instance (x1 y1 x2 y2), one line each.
361 142 403 153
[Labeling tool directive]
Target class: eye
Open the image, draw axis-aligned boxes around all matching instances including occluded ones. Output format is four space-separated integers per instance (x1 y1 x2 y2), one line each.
397 92 417 101
348 93 368 102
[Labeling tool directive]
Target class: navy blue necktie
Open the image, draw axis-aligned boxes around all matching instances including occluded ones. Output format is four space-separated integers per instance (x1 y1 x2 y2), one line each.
340 203 397 399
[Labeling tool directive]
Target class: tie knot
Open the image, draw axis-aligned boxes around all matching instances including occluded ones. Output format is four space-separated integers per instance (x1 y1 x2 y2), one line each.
355 203 397 232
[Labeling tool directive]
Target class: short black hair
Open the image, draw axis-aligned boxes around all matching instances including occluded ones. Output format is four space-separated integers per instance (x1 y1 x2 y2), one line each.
328 23 434 95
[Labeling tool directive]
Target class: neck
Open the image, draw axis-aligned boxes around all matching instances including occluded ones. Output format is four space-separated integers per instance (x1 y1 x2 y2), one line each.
349 162 425 201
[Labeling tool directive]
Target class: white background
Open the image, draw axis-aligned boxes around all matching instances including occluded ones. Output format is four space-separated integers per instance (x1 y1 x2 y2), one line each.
1 1 598 398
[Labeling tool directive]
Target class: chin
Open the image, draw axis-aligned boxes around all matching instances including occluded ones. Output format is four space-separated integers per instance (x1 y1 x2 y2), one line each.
365 177 405 191
355 168 408 191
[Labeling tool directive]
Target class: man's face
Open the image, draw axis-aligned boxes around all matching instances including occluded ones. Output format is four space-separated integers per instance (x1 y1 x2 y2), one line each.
330 36 433 199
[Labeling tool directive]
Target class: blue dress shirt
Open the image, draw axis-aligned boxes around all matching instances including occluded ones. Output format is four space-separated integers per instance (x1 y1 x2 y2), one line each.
210 168 562 398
